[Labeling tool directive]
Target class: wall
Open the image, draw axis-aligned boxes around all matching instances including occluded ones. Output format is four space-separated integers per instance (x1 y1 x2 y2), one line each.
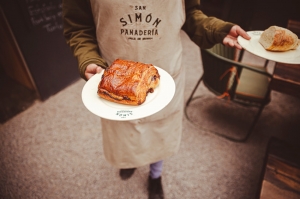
0 0 79 100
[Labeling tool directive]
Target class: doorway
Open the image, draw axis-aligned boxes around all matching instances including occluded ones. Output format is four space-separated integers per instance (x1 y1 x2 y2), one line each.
0 6 38 123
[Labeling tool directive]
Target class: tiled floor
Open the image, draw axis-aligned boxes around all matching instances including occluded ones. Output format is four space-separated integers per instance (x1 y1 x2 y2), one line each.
0 31 299 199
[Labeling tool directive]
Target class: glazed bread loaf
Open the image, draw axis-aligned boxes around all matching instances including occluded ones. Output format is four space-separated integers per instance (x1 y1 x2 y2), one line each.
259 26 300 51
98 59 160 105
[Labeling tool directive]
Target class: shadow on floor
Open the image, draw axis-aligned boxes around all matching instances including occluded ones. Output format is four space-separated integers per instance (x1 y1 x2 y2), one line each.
0 72 38 124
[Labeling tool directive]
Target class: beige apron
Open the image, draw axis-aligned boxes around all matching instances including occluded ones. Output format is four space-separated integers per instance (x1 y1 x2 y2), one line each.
90 0 186 168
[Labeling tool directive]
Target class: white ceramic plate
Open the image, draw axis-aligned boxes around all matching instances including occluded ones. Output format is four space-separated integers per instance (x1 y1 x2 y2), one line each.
238 31 300 64
81 66 175 121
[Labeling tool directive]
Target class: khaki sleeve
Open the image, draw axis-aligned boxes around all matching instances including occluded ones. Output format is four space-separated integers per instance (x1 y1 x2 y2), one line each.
62 0 108 80
183 0 235 49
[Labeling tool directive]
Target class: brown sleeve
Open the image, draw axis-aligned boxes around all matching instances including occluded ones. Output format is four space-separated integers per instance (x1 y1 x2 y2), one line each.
183 0 235 49
62 0 108 80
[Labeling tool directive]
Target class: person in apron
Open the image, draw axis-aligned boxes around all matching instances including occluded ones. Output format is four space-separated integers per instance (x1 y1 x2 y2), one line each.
62 1 250 198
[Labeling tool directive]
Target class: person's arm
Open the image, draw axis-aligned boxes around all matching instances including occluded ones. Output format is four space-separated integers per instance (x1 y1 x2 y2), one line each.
62 0 108 80
182 0 250 49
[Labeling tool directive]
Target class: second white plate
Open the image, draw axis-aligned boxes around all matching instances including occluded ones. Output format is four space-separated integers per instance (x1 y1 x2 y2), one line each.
238 31 300 64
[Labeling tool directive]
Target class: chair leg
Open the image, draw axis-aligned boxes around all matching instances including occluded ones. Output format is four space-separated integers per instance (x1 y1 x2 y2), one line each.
237 91 271 142
237 104 265 142
185 71 268 142
238 49 245 62
185 100 266 142
186 75 203 107
264 60 269 68
205 104 266 142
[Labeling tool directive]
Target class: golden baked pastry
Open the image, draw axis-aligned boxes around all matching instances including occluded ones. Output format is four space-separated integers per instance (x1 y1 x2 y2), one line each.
259 26 300 51
98 59 160 105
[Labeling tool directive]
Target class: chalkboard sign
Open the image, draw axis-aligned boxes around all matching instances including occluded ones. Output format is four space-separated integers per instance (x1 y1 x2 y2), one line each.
1 0 79 100
19 0 63 32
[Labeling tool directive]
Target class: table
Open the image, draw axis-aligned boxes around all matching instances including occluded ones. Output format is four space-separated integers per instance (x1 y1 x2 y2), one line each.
257 137 300 199
270 63 300 98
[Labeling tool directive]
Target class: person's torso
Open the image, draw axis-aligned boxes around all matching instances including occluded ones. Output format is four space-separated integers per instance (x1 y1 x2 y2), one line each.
89 0 185 76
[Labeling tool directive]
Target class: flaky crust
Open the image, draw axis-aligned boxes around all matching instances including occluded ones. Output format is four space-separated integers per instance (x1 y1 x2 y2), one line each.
97 59 160 105
259 26 299 52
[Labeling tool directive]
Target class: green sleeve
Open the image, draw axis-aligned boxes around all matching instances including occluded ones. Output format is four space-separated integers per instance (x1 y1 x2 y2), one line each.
62 0 108 80
183 0 235 49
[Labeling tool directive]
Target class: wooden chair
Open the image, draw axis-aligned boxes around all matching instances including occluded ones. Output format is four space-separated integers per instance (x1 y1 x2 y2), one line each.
185 44 273 142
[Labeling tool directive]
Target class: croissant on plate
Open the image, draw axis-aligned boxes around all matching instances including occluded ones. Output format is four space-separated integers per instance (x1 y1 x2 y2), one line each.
97 59 160 105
